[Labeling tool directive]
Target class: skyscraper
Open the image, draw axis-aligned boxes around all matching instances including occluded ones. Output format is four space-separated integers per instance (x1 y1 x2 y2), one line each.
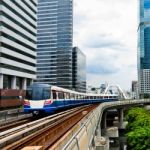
138 0 150 97
0 0 37 90
37 0 73 89
72 47 86 92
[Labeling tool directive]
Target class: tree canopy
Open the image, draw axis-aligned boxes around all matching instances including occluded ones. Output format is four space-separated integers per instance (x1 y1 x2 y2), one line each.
125 107 150 150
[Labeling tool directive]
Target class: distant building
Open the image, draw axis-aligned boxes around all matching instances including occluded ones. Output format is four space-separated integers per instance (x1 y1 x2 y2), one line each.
138 0 150 97
36 0 73 89
72 47 86 92
0 0 37 90
131 81 138 99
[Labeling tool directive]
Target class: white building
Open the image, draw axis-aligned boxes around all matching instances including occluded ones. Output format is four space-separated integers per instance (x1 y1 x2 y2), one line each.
0 0 37 90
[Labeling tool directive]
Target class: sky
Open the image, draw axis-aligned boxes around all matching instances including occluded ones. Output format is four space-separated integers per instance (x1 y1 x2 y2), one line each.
73 0 138 91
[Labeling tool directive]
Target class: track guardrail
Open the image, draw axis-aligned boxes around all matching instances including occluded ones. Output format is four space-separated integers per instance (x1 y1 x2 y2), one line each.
0 108 31 125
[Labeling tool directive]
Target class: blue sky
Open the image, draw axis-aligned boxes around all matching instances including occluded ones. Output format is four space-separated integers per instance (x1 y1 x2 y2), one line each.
73 0 137 90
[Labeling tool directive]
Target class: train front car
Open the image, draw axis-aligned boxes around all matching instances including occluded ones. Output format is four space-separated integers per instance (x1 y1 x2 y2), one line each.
24 84 54 115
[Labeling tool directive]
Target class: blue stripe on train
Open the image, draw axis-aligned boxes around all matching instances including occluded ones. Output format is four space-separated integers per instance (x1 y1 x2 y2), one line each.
24 98 118 113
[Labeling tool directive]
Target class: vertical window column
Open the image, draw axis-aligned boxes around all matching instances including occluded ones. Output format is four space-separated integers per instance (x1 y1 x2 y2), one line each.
30 79 33 85
11 76 16 89
22 78 27 90
0 74 3 89
27 78 33 86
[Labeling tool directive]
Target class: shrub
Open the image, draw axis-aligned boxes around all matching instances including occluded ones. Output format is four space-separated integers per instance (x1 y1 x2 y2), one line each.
125 107 150 150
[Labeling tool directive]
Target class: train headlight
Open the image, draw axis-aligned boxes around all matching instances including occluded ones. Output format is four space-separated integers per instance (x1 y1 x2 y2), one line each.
24 100 30 106
44 99 52 105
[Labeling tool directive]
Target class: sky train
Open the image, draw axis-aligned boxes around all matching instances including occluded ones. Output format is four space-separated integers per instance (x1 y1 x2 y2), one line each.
24 84 118 115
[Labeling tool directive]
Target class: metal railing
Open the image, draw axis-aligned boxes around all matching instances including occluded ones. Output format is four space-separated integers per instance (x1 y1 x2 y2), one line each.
0 108 31 124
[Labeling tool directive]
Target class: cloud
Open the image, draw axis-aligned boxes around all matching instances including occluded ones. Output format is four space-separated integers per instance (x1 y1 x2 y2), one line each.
73 0 137 90
87 64 119 75
84 34 125 51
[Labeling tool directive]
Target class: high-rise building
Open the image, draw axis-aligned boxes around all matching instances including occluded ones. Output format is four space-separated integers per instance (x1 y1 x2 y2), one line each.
138 0 150 96
72 47 86 92
0 0 37 90
0 0 37 108
36 0 73 89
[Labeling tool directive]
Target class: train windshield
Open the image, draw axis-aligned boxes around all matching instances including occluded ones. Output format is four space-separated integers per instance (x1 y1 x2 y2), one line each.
26 87 50 100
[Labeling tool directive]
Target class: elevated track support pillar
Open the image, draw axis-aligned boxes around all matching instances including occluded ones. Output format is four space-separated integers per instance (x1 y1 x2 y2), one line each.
101 111 107 132
118 108 124 129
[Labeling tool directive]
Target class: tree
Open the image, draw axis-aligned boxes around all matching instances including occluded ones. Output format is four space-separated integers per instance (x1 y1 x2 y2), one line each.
125 107 150 150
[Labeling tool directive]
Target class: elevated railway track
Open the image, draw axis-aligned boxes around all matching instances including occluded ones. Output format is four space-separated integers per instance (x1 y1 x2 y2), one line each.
0 104 98 150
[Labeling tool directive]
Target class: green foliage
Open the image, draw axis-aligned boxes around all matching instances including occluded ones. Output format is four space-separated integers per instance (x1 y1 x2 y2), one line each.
125 107 150 150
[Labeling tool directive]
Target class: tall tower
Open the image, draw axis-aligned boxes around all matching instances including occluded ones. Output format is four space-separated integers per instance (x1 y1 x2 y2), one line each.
72 47 86 92
138 0 150 97
0 0 37 90
37 0 73 89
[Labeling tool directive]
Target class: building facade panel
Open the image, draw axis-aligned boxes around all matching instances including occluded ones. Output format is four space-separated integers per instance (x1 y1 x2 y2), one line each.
72 47 86 92
0 0 37 90
36 0 73 89
138 0 150 96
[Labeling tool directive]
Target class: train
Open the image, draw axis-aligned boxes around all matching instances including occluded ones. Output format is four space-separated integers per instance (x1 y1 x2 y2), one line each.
24 84 118 115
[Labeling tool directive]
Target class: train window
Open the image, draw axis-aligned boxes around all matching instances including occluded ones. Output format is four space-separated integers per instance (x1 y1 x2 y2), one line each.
75 95 77 99
32 88 43 100
64 93 66 99
43 89 50 99
52 91 57 99
70 93 74 99
58 92 64 99
77 95 80 99
65 93 69 99
67 93 70 99
26 89 32 99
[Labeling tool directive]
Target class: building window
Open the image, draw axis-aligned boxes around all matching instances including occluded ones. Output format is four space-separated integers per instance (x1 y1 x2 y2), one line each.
3 75 11 89
16 77 23 89
27 79 31 86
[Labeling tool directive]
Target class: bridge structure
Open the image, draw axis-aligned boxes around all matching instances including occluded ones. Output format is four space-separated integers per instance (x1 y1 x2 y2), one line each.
99 83 128 100
1 86 150 150
58 99 150 150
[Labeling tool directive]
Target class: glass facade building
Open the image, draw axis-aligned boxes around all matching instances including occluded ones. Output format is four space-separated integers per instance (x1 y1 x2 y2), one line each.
36 0 73 89
72 47 86 92
138 0 150 95
0 0 37 90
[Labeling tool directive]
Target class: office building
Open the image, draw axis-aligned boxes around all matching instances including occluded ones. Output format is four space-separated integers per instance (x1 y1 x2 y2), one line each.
131 81 138 99
138 0 150 97
0 0 37 90
36 0 73 89
72 47 86 92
